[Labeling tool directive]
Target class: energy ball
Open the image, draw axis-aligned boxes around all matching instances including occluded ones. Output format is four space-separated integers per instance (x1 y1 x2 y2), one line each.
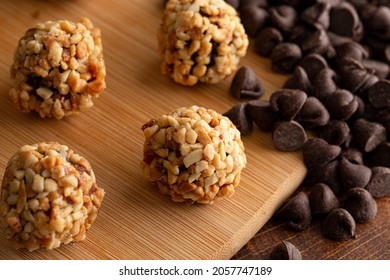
0 142 105 251
9 17 106 119
158 0 249 86
141 105 247 204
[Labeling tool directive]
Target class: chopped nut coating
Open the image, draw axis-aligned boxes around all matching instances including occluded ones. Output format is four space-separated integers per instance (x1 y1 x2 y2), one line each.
141 106 247 204
0 142 105 251
9 18 106 119
158 0 248 86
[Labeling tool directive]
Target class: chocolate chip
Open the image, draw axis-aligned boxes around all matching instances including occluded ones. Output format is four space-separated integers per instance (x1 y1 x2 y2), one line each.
309 183 340 217
271 43 302 74
299 53 328 82
254 27 284 57
303 138 341 169
365 6 390 41
277 191 311 231
225 0 240 9
307 160 341 194
239 0 268 9
272 121 307 151
385 45 390 64
247 100 280 132
223 103 253 135
283 66 312 94
295 96 330 128
322 208 356 241
240 5 269 37
230 66 264 100
353 118 387 153
362 60 390 80
316 120 350 146
342 188 377 224
339 157 372 190
270 89 307 121
327 31 355 47
341 148 364 165
337 41 369 61
366 166 390 198
312 68 338 101
367 142 390 168
301 27 332 56
329 2 363 40
322 89 359 120
338 58 371 94
368 80 390 109
370 107 390 131
300 2 331 30
269 241 302 260
269 5 298 34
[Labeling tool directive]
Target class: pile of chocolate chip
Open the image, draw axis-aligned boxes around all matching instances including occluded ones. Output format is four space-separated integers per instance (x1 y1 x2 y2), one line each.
224 0 390 243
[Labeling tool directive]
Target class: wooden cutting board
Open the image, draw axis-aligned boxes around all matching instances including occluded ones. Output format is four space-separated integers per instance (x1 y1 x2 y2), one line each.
0 0 306 259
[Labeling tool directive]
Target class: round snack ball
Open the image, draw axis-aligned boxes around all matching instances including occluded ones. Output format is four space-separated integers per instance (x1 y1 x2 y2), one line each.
141 105 247 204
0 142 105 251
157 0 249 86
9 17 106 119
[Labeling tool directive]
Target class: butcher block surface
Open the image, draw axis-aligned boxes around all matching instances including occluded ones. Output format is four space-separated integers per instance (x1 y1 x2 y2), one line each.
0 0 306 259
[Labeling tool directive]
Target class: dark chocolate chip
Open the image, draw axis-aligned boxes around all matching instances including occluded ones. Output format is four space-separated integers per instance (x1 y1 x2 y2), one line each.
300 2 331 30
370 107 390 131
312 68 338 101
295 96 330 128
341 148 364 165
247 100 280 132
270 89 307 121
272 121 307 151
362 60 390 80
342 188 377 224
322 208 356 241
230 66 264 100
353 118 387 153
327 31 354 47
339 157 372 190
240 5 269 37
239 0 268 9
316 120 350 146
299 53 328 82
277 191 311 231
254 27 284 57
366 166 390 198
329 2 363 40
368 80 390 109
384 45 390 65
365 6 390 41
225 0 240 9
269 241 302 260
301 27 332 56
338 58 370 94
309 183 340 217
223 103 253 135
307 160 341 194
302 137 341 169
271 43 302 74
283 66 312 94
367 142 390 168
337 41 369 61
269 5 298 34
322 89 359 120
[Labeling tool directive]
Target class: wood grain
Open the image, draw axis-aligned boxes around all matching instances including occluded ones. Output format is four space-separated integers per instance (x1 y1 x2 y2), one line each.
0 0 306 259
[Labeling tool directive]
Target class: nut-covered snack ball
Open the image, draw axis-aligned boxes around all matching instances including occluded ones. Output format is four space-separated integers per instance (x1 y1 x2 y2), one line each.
0 142 105 251
141 105 247 204
9 17 106 119
158 0 249 86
